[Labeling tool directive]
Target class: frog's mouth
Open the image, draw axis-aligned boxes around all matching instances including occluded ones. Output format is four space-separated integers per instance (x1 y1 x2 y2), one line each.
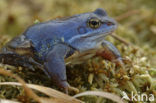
83 28 114 38
69 25 116 44
81 25 116 41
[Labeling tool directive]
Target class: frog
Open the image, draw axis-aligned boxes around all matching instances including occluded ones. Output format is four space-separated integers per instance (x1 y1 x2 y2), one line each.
0 8 123 93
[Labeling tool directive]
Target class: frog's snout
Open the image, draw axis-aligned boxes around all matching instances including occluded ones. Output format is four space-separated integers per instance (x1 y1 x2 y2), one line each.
108 19 118 29
105 21 116 26
102 17 117 28
108 19 117 26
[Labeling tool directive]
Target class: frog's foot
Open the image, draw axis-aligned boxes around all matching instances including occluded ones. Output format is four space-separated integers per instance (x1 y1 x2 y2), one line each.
59 80 79 94
0 53 42 71
27 58 43 70
96 40 124 67
112 57 124 68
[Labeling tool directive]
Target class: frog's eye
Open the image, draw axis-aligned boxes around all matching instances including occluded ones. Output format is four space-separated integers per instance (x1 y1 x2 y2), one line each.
88 18 101 29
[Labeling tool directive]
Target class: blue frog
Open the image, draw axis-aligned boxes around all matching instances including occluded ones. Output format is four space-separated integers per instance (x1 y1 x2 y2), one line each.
0 8 123 93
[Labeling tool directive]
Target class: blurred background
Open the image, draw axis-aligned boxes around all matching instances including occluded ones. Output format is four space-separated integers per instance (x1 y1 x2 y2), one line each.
0 0 156 65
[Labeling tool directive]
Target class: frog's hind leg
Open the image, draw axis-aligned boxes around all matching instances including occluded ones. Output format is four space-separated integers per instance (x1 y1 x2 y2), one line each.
0 53 42 71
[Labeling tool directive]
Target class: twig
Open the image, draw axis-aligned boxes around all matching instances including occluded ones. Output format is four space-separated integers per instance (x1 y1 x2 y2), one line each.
110 33 131 46
115 10 140 21
112 10 140 46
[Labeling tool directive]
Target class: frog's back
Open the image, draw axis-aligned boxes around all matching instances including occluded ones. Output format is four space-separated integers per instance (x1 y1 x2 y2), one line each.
24 15 84 42
24 16 82 60
24 22 61 60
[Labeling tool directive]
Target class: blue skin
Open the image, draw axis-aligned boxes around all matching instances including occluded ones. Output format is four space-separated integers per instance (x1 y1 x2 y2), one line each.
0 8 122 93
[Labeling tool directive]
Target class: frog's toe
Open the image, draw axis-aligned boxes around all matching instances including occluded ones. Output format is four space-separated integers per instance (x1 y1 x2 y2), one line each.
112 57 125 68
23 63 35 71
28 58 43 70
68 85 79 93
60 81 79 94
60 81 70 94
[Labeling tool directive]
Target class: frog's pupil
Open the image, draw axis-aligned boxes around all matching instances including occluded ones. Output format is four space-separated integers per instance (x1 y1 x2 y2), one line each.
91 21 98 25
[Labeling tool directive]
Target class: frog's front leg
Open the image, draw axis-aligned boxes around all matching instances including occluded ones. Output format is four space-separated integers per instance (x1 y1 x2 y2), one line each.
96 40 124 67
44 43 77 93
